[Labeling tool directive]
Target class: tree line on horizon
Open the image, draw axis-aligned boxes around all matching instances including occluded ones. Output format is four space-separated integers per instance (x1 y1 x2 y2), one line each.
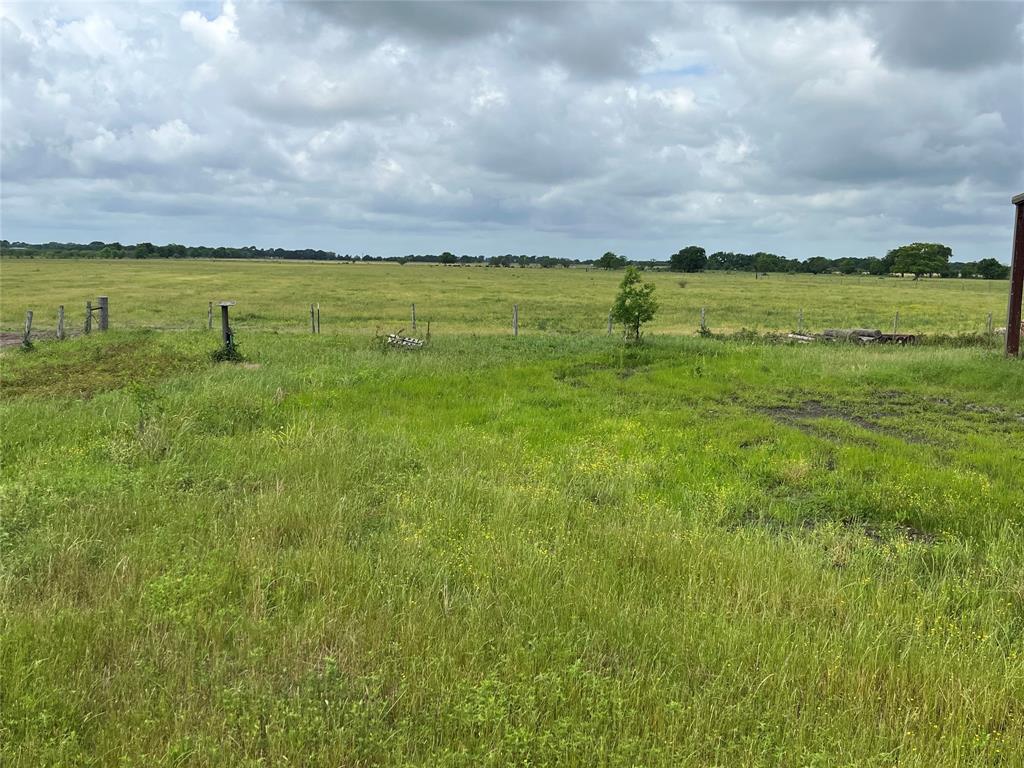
0 238 1009 279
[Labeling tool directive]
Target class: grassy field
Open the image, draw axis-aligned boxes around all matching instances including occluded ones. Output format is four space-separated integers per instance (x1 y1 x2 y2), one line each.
0 258 1010 336
2 260 1023 766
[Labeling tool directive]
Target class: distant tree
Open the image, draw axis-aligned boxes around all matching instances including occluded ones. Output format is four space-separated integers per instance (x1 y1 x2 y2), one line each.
834 257 859 275
611 266 658 342
805 256 832 274
887 243 951 277
595 251 628 270
670 245 707 272
752 252 786 273
976 258 1010 280
134 241 155 260
438 251 457 264
864 257 886 275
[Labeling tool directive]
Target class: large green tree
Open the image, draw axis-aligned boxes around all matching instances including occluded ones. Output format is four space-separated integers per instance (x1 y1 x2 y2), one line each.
670 245 707 272
611 266 658 342
886 243 951 277
595 251 628 270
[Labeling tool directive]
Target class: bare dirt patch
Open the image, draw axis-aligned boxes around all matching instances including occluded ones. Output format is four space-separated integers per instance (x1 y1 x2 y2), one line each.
758 400 926 444
732 511 935 546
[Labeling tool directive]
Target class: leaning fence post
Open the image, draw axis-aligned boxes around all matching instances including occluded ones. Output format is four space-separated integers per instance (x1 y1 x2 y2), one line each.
411 303 416 331
513 304 519 337
98 296 109 331
85 301 92 334
23 310 32 346
57 305 65 340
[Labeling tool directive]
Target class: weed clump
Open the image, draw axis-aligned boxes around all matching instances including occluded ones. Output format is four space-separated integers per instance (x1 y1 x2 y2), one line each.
211 341 243 362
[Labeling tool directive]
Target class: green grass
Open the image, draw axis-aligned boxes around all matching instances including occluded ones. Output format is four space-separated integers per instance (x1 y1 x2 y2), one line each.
0 258 1010 335
1 260 1023 766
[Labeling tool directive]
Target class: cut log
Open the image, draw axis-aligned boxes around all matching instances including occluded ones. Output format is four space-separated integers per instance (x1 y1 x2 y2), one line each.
823 328 882 339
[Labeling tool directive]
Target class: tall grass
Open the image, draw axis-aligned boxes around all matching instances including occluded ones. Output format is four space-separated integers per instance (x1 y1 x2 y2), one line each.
2 325 1022 765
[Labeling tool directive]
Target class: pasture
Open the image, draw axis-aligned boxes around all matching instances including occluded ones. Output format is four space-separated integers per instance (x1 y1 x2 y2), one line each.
1 259 1023 766
0 258 1010 336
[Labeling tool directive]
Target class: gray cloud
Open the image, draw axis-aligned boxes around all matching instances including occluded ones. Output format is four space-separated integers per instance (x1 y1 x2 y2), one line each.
866 1 1024 71
1 0 1021 261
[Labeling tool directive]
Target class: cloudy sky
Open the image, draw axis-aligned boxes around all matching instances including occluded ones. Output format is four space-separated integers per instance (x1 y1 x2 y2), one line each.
2 1 1022 261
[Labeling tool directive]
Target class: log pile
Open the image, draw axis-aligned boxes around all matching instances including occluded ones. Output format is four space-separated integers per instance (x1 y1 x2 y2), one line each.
787 329 916 345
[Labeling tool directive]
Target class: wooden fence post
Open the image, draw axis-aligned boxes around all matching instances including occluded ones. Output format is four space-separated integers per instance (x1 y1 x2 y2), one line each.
411 303 417 331
700 307 707 332
316 303 321 334
98 296 109 331
85 301 92 334
57 305 65 340
310 303 316 334
23 310 32 346
513 304 519 337
208 301 213 330
893 311 900 334
426 320 431 340
1007 192 1024 356
798 308 803 333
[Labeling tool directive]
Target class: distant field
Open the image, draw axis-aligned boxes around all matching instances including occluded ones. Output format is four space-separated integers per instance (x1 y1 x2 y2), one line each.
2 258 1023 766
0 258 1010 336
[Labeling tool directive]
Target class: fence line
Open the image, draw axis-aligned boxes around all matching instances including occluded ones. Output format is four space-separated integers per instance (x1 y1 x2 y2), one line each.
3 294 1013 349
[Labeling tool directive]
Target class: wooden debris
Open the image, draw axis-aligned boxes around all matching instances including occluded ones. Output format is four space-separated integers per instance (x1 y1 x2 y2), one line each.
384 329 425 349
823 328 882 341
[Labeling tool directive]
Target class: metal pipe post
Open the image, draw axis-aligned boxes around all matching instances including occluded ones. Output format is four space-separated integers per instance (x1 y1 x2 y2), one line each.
221 303 232 348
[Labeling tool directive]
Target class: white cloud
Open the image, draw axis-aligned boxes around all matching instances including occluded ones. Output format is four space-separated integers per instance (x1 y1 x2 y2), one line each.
180 1 237 50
